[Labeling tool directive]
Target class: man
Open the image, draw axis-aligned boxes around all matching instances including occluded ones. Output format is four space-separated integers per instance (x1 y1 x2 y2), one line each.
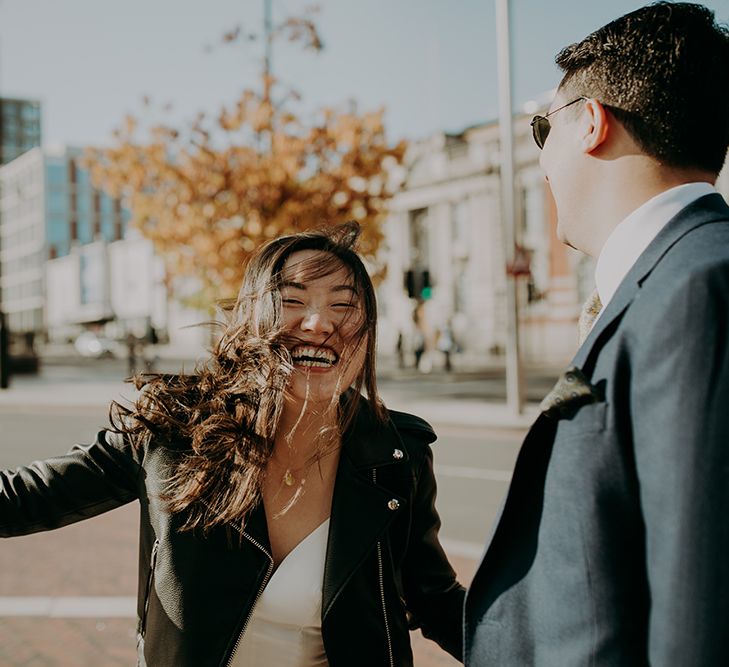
465 3 729 665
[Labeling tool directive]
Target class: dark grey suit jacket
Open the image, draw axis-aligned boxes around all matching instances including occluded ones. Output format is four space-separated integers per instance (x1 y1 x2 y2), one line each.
465 193 729 666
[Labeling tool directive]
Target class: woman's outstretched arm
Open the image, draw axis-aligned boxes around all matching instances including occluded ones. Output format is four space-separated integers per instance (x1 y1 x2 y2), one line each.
0 429 143 537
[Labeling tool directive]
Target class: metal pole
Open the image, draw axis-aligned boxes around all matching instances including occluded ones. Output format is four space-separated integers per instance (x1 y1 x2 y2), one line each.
0 312 8 389
0 31 10 388
495 0 524 414
264 0 273 77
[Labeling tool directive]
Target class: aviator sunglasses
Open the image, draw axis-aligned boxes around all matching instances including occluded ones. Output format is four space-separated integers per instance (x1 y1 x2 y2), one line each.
530 97 589 149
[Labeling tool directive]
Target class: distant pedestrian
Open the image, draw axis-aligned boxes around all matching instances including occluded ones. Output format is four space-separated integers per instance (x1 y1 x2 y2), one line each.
1 223 464 667
396 330 405 369
125 332 138 375
413 330 426 370
142 321 159 372
436 322 455 372
412 301 431 372
465 4 729 666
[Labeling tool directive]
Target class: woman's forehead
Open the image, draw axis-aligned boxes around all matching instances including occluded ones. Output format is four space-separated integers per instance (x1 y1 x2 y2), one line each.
280 249 354 285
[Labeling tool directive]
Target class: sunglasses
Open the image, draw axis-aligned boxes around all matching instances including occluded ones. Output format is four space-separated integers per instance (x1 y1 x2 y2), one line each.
530 97 589 149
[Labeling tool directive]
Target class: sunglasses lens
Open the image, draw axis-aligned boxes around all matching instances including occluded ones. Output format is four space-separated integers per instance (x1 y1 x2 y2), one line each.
531 117 550 149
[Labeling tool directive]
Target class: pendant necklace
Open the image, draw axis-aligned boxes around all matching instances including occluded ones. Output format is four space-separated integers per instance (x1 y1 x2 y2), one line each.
274 446 339 488
282 467 298 487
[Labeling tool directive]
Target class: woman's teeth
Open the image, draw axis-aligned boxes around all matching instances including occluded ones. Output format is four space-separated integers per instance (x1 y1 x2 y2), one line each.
291 345 338 367
296 359 333 368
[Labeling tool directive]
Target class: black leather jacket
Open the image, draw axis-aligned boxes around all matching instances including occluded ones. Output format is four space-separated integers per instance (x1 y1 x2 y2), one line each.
0 399 465 666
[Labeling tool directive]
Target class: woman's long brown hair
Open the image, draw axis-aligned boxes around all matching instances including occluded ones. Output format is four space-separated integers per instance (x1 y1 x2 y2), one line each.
110 221 386 533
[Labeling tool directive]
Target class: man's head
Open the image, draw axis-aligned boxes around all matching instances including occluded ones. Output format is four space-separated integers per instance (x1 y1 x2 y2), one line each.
538 2 729 254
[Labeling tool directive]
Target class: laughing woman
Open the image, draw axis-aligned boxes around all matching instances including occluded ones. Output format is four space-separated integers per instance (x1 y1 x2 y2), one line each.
0 222 465 667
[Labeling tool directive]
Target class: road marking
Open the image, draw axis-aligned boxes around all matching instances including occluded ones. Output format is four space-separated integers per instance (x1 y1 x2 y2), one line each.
0 596 136 618
435 464 512 482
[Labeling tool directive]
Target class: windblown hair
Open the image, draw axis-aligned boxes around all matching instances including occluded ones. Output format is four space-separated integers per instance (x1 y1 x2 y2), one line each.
110 221 386 533
556 2 729 174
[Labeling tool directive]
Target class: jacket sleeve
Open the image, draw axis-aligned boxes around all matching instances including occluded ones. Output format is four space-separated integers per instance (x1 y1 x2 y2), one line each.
629 265 729 666
397 422 466 661
0 429 143 537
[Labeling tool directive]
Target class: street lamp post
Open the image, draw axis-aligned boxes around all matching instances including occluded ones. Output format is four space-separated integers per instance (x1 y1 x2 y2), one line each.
495 0 524 414
0 94 10 388
264 0 273 77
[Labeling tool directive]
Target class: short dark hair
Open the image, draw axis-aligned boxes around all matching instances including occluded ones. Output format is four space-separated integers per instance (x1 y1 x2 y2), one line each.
556 2 729 174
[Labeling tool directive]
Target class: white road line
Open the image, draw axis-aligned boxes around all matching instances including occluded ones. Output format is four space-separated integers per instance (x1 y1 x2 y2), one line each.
435 464 512 482
0 596 136 618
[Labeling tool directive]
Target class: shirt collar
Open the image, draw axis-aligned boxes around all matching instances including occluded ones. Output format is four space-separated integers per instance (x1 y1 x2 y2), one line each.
595 182 717 308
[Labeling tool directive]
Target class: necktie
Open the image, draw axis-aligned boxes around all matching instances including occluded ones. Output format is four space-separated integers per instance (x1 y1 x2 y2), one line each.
578 288 603 345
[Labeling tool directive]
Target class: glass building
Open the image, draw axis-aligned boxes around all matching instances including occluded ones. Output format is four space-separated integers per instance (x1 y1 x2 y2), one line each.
0 97 42 166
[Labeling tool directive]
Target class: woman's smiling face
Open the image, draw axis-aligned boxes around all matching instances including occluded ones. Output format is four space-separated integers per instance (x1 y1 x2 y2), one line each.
279 249 367 406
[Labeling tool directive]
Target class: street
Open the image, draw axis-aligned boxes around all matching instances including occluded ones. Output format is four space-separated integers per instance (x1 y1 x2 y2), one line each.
0 359 547 666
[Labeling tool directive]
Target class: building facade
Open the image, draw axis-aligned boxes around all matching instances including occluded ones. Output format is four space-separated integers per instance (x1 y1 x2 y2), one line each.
0 145 131 337
378 112 587 368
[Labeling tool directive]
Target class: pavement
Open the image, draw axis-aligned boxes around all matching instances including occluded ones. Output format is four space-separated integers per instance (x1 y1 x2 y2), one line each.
0 345 557 428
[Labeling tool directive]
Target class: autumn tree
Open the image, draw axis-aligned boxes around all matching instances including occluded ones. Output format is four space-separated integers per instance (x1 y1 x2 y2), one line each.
87 9 406 308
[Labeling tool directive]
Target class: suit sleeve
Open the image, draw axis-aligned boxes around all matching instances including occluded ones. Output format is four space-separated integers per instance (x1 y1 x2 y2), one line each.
401 440 466 661
0 429 143 537
629 265 729 666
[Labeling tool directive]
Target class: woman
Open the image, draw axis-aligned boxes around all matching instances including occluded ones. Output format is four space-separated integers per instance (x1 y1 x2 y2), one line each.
0 222 465 666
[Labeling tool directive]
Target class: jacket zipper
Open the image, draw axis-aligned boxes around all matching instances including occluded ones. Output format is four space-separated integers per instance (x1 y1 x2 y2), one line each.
139 538 160 638
372 468 395 667
225 531 274 667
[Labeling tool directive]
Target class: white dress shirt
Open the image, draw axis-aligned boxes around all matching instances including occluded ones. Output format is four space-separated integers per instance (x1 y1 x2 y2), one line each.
595 182 717 313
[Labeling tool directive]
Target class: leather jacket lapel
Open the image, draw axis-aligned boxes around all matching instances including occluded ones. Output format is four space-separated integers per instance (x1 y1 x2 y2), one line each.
321 402 409 620
241 500 271 553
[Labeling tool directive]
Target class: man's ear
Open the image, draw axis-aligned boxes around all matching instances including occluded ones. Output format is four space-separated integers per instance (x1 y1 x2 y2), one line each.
579 99 609 154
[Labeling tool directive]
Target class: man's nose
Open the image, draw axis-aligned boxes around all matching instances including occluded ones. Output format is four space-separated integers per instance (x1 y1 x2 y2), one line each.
300 309 334 335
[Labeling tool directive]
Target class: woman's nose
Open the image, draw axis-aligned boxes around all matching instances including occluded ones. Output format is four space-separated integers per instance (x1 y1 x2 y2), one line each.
300 309 334 335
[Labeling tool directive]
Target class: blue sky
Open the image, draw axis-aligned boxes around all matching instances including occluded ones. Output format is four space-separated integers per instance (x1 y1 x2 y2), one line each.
2 0 728 147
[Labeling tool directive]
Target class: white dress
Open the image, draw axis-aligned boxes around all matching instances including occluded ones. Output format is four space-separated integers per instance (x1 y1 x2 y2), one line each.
230 518 330 667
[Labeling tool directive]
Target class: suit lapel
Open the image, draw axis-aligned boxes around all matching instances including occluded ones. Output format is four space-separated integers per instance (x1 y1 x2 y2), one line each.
573 193 729 370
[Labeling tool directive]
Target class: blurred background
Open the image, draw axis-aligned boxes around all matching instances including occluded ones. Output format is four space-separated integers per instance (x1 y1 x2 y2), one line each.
2 0 727 380
1 1 728 665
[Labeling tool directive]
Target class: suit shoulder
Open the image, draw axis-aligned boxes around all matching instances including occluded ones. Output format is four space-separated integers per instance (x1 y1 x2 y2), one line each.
387 409 437 445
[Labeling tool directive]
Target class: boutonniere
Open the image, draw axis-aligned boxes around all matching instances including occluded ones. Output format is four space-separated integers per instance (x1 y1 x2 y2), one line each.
539 366 602 419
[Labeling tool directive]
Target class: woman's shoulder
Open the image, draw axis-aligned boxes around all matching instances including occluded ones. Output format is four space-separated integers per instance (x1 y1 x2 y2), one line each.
386 409 437 445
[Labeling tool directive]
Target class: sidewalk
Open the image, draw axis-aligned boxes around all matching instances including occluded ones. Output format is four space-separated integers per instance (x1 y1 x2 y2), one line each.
0 351 555 429
0 375 542 429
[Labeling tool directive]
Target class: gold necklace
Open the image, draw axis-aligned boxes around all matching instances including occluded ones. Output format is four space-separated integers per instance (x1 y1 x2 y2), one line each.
271 446 339 488
281 461 309 487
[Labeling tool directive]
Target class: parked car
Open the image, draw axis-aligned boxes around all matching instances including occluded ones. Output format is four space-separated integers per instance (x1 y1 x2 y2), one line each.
74 332 118 358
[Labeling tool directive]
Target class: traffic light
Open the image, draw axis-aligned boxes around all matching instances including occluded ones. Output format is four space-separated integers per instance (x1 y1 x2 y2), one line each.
404 269 432 300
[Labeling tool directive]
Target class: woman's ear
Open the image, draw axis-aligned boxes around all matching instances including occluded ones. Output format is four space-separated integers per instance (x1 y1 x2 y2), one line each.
580 98 609 154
